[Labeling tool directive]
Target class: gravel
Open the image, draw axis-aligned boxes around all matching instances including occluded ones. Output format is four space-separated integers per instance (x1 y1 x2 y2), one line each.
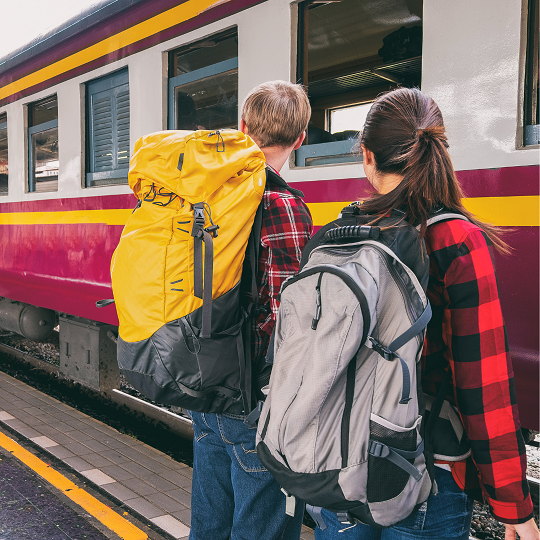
0 331 538 539
0 332 193 467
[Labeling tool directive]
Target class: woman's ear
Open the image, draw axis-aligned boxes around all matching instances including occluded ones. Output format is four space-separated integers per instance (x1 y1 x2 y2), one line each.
240 119 248 135
361 144 375 166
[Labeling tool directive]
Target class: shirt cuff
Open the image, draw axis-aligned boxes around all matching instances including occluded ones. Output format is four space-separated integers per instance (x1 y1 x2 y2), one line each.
488 495 534 524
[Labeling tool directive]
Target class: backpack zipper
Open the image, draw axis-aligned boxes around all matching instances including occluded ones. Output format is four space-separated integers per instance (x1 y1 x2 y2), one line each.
371 245 418 324
311 273 323 330
282 265 370 339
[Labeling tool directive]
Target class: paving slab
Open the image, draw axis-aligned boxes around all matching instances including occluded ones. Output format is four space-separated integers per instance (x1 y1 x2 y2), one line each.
0 370 316 540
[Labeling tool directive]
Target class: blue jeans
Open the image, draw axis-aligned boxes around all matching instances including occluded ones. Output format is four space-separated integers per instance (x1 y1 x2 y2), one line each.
314 468 473 540
188 411 304 540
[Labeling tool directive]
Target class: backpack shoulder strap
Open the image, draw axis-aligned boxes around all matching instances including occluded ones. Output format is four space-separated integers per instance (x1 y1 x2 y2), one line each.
424 210 470 229
265 167 305 198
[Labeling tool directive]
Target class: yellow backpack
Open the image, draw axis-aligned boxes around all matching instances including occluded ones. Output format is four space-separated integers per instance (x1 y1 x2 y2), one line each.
110 130 266 412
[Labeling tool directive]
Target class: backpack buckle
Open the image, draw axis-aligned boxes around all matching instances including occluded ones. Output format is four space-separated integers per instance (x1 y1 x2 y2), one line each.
368 336 394 361
191 204 206 238
336 511 354 525
368 440 390 458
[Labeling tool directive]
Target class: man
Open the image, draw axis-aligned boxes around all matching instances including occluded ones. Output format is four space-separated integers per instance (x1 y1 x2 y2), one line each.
188 81 313 540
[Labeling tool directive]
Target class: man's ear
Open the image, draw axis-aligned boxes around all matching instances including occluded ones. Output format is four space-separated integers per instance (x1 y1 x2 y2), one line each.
240 119 248 135
292 131 306 151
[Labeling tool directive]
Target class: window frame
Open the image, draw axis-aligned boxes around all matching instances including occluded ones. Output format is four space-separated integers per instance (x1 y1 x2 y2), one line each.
27 97 59 193
167 57 239 129
523 0 539 146
295 0 422 167
85 68 130 187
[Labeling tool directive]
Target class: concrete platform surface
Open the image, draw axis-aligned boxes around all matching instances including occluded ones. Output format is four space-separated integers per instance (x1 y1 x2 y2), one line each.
0 370 316 540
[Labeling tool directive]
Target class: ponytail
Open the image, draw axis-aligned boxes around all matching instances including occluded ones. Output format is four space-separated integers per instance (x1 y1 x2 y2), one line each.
359 88 509 254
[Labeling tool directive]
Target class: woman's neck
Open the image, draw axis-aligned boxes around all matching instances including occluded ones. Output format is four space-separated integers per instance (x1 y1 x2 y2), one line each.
374 172 404 194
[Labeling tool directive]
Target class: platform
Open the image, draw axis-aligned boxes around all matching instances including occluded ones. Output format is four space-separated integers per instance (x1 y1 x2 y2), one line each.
0 370 316 540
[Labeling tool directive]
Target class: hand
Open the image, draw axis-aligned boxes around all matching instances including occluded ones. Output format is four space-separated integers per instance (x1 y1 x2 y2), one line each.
504 518 540 540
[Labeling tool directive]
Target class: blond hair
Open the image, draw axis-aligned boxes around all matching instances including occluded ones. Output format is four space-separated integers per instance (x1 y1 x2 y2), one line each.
241 81 311 148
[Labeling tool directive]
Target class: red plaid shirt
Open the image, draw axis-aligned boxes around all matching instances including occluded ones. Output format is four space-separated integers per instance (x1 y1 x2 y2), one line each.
251 168 313 361
421 219 533 525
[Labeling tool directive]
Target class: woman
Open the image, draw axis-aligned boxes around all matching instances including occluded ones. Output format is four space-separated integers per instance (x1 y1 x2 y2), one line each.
315 88 538 540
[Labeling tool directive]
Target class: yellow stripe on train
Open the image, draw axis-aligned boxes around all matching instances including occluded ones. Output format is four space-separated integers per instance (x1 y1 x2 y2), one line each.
0 196 537 227
0 209 133 226
307 196 540 227
0 0 222 101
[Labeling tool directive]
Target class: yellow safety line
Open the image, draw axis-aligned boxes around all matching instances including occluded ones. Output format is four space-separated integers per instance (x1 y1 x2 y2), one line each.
0 431 148 540
0 195 537 228
306 195 540 227
0 0 224 101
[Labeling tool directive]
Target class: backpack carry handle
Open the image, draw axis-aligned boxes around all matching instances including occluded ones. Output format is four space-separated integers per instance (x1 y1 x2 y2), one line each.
325 225 380 242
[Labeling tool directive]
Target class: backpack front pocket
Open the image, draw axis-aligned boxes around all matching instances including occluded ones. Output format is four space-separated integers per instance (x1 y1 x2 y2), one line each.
367 415 423 503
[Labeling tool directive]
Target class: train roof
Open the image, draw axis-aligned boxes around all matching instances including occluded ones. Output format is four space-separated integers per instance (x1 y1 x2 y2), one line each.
0 0 147 75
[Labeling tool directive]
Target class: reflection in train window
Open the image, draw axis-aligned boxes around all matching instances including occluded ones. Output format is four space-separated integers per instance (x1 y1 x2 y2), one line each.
0 113 7 196
86 69 130 187
329 102 372 136
296 0 423 166
168 29 238 130
28 95 58 192
524 0 539 145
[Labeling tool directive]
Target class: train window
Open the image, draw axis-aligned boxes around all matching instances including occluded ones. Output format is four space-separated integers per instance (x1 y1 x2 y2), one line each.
296 0 423 167
0 113 7 196
168 29 238 130
85 69 130 187
28 95 58 192
524 0 539 145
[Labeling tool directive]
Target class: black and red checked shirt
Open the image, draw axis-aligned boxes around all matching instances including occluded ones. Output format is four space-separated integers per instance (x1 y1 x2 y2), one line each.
251 167 313 362
421 218 533 525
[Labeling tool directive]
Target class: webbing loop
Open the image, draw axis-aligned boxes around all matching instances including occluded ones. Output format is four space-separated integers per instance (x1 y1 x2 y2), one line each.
191 203 215 338
368 440 424 482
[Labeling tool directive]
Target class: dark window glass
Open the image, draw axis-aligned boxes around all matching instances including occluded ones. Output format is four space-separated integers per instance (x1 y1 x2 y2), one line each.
296 0 423 165
171 33 238 76
174 70 238 131
0 112 7 195
31 128 58 193
169 29 238 131
29 95 58 127
28 96 58 192
524 0 539 145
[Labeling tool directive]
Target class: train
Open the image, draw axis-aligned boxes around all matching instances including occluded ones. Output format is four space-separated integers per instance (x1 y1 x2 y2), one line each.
0 0 538 431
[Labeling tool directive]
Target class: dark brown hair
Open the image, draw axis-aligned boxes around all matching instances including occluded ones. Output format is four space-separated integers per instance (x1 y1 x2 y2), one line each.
359 88 509 253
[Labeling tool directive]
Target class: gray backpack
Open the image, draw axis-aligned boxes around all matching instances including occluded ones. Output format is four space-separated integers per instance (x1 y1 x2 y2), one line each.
256 207 469 529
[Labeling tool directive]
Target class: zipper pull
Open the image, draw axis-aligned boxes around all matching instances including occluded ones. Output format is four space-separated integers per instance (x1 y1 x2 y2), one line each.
311 273 324 330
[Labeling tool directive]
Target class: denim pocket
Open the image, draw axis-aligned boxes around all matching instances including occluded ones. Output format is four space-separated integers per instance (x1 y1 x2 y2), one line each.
191 412 210 442
393 470 472 538
232 439 267 473
393 501 427 531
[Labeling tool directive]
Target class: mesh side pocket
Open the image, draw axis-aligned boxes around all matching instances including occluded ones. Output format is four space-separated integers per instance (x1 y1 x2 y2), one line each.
367 420 417 503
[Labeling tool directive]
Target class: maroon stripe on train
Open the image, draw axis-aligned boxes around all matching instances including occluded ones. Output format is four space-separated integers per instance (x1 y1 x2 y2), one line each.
0 194 137 213
0 0 267 106
289 165 540 203
0 223 125 327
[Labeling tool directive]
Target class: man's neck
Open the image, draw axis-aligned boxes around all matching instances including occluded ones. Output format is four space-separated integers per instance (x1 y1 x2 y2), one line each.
260 145 291 174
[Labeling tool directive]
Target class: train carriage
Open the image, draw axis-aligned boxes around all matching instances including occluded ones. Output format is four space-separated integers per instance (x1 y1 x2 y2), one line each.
0 0 538 429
